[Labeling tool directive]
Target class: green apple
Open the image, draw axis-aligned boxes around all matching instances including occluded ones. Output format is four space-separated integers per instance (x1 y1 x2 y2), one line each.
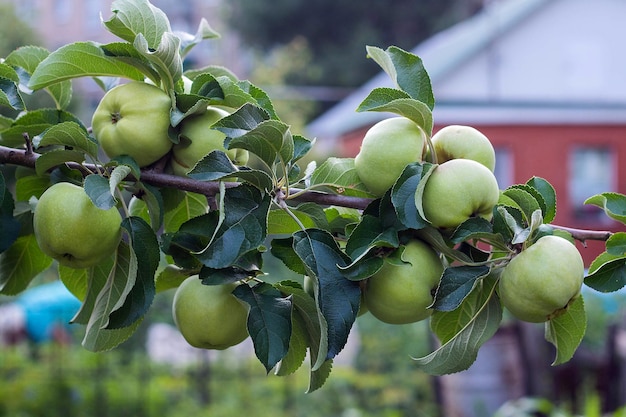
92 81 173 167
430 125 496 171
354 117 425 197
421 158 500 229
499 235 584 323
171 106 249 176
33 182 122 269
172 276 249 350
364 240 443 324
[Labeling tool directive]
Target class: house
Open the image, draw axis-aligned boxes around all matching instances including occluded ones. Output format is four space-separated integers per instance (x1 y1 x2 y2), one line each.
307 0 626 266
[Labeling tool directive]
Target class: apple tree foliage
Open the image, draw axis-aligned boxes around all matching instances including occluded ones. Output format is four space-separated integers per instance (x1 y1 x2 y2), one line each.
0 0 625 392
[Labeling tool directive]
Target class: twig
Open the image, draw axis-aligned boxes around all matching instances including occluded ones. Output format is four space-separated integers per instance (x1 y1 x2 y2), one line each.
0 144 615 240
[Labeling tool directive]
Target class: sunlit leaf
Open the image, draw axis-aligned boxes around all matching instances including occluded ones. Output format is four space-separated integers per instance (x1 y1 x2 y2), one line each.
545 295 586 365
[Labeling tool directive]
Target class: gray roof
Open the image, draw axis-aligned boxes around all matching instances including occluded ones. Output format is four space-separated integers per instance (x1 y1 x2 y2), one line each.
307 0 626 142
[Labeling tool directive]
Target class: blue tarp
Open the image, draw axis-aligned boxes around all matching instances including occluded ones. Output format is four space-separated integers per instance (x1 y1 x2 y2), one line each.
15 281 81 343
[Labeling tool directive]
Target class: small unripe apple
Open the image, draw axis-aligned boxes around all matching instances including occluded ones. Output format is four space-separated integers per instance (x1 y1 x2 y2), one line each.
430 125 496 171
499 235 584 323
365 240 443 324
92 81 174 167
172 276 250 350
171 106 249 176
421 158 500 229
33 182 122 269
355 117 425 197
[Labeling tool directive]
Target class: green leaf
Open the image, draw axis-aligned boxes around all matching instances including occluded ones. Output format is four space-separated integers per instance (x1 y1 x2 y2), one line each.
0 234 53 295
432 265 491 311
308 359 333 394
229 119 294 171
178 18 221 59
0 77 25 111
82 241 141 351
84 174 117 210
545 295 586 365
194 185 269 269
275 306 309 376
5 45 73 109
37 121 97 157
584 253 626 293
155 264 189 293
187 150 240 181
607 232 626 256
106 217 158 328
133 31 183 92
292 229 361 359
163 191 208 233
34 149 86 176
29 42 146 90
274 281 316 375
65 259 114 321
103 0 171 50
356 94 433 136
309 157 373 197
584 192 626 224
270 236 307 275
392 162 432 230
233 282 292 373
0 173 21 253
344 214 400 261
526 177 557 223
15 174 50 202
413 275 502 375
267 208 317 235
502 186 542 225
365 45 434 109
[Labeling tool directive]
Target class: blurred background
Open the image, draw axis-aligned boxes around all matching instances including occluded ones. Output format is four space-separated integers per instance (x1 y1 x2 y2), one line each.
1 0 626 415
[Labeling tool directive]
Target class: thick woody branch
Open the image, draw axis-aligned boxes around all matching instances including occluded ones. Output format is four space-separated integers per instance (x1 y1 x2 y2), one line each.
0 144 614 241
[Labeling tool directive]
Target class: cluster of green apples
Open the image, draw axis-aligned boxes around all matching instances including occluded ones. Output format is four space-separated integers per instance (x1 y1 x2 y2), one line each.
33 80 251 271
91 80 249 173
355 118 585 325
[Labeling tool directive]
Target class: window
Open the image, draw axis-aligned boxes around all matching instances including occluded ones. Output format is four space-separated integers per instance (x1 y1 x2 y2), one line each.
494 147 513 189
569 147 615 223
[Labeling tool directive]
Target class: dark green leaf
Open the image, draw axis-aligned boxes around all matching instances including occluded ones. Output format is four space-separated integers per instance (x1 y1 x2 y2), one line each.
344 214 400 260
392 162 431 230
0 78 25 111
233 282 292 373
270 236 307 275
194 185 270 269
84 174 117 210
0 173 21 253
432 265 490 311
584 254 626 293
0 234 51 294
292 229 361 359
